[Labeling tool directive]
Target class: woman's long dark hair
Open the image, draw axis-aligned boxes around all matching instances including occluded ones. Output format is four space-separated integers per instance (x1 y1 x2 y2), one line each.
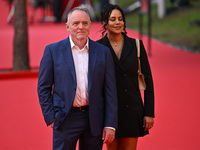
100 4 127 36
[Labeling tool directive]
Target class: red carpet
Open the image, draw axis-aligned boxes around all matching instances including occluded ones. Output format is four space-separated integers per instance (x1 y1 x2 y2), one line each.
1 1 200 149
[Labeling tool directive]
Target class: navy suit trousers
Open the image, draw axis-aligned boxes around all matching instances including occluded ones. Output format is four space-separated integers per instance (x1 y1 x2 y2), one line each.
53 110 103 150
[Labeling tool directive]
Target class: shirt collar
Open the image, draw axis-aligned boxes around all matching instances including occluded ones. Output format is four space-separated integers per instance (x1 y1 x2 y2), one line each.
69 36 89 51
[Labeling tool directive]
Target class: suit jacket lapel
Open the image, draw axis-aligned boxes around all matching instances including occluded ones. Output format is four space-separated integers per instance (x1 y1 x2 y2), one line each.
101 35 125 73
62 37 76 82
119 33 133 65
88 39 97 94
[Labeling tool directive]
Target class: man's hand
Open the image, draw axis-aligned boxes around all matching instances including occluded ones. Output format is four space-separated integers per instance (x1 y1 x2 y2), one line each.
143 116 154 131
102 128 115 144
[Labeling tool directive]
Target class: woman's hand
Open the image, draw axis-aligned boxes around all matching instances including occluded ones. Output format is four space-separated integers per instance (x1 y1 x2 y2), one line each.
143 116 154 131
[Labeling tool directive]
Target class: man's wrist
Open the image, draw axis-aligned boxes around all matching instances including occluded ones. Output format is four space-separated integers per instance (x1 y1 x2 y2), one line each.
104 127 116 131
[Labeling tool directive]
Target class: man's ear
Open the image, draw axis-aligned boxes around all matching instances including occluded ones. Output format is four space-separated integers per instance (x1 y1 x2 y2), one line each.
66 23 69 31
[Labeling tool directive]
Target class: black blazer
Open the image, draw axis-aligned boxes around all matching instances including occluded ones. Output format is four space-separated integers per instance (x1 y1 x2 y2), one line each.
97 33 154 118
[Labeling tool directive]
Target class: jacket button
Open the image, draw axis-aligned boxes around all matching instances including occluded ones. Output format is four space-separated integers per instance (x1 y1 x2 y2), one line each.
124 89 128 93
125 105 129 108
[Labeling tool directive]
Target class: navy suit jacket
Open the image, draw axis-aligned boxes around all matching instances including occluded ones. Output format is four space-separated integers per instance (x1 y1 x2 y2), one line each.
37 37 118 136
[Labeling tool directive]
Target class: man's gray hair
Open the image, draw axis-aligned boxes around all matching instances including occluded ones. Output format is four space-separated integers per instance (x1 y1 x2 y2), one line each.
66 7 91 25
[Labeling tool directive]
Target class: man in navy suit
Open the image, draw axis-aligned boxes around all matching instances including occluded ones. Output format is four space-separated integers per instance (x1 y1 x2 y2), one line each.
37 7 118 150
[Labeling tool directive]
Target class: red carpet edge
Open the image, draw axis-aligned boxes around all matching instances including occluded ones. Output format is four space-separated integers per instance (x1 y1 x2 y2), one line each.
0 70 39 80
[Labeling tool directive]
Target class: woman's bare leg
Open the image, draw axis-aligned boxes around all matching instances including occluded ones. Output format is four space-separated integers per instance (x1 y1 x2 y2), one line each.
107 137 138 150
119 137 138 150
107 138 120 150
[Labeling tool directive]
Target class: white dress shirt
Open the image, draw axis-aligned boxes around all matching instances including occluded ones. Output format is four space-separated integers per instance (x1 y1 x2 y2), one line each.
69 36 89 107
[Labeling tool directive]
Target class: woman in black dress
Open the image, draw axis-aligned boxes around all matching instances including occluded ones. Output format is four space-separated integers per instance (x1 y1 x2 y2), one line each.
97 4 155 150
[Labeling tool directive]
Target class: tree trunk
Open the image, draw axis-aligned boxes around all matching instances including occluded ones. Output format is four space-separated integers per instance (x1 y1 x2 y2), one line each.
13 0 30 71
